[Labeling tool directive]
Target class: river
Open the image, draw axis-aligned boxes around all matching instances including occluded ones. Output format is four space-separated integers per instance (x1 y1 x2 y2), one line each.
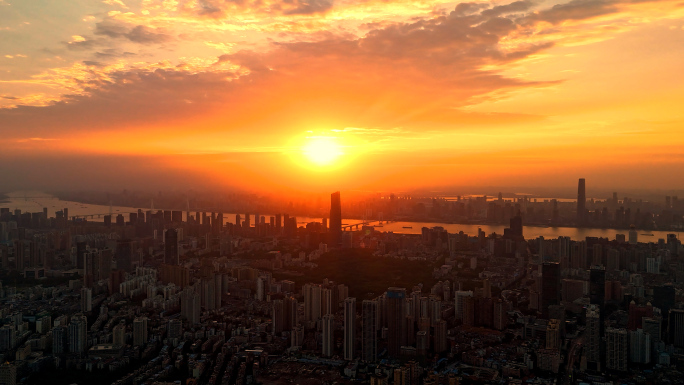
2 192 680 241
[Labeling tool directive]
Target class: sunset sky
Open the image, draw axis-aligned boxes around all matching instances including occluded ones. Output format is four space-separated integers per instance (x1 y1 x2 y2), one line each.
1 0 683 193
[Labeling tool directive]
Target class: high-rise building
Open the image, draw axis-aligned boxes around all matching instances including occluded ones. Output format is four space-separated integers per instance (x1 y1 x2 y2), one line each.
0 326 16 352
272 300 284 336
344 297 356 360
541 263 560 319
577 178 586 223
52 326 67 354
589 266 606 308
181 288 201 325
322 314 334 357
116 239 133 272
214 273 222 309
546 319 561 349
68 313 88 354
304 284 322 323
0 362 16 385
168 319 182 340
642 316 661 343
668 309 684 348
362 300 378 362
630 328 650 364
113 321 126 346
462 296 475 327
454 291 473 321
434 320 448 353
493 299 506 331
284 297 297 331
164 228 179 265
386 287 406 357
133 316 148 346
80 287 92 312
606 327 628 371
586 304 601 370
329 192 342 246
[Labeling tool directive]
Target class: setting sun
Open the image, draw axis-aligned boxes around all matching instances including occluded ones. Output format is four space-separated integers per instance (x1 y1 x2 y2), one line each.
302 137 343 166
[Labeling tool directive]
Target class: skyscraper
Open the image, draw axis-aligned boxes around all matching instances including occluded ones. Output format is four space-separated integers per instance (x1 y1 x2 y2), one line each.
322 314 334 357
577 178 586 223
164 228 179 265
630 328 650 364
541 262 560 319
68 313 88 354
329 191 342 246
116 239 133 272
272 300 284 335
606 327 628 371
586 304 601 371
386 287 406 357
133 316 148 346
589 266 606 313
344 297 356 360
362 300 378 362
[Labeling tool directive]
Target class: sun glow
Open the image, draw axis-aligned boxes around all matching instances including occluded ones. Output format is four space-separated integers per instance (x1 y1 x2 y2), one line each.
302 137 343 166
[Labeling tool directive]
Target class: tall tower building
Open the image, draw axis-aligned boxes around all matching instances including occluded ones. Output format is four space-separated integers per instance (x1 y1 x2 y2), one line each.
164 228 179 265
344 297 356 360
52 326 67 354
68 313 88 354
133 316 148 346
577 178 586 223
168 319 182 340
272 300 284 336
304 284 322 323
606 327 628 371
386 287 406 357
630 328 650 364
113 321 126 346
116 239 133 272
362 300 378 362
181 288 201 325
454 291 473 321
586 304 601 371
329 191 342 246
589 266 606 307
546 319 561 349
541 263 560 319
669 309 684 348
322 314 334 357
80 287 92 312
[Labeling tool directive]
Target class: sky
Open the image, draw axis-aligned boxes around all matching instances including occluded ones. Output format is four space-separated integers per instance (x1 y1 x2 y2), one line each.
1 0 684 194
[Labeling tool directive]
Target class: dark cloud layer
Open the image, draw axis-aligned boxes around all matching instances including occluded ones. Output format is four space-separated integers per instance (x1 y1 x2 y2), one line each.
95 18 174 44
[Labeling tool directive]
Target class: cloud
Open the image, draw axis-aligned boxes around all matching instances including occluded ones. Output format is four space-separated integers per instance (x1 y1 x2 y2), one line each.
95 17 173 44
1 1 559 142
172 0 335 18
282 0 335 15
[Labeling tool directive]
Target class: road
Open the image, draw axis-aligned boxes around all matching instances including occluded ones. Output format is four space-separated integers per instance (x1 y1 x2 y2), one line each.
563 333 584 385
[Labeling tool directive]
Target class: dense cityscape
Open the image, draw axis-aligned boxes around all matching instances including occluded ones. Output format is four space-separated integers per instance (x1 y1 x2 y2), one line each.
0 179 682 385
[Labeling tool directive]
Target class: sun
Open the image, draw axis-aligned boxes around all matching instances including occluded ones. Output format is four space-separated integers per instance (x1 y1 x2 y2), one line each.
302 137 343 166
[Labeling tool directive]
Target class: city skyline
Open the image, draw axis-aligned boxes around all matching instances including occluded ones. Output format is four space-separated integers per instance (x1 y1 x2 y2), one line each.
1 0 684 192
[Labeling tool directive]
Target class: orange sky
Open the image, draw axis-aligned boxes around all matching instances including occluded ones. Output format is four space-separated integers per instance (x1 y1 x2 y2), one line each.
1 0 684 193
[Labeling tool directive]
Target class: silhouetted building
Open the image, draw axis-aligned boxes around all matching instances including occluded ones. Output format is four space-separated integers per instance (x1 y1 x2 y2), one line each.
362 300 378 362
344 297 356 360
115 240 133 272
541 262 560 319
164 228 179 265
577 178 586 223
329 191 342 246
387 287 406 357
